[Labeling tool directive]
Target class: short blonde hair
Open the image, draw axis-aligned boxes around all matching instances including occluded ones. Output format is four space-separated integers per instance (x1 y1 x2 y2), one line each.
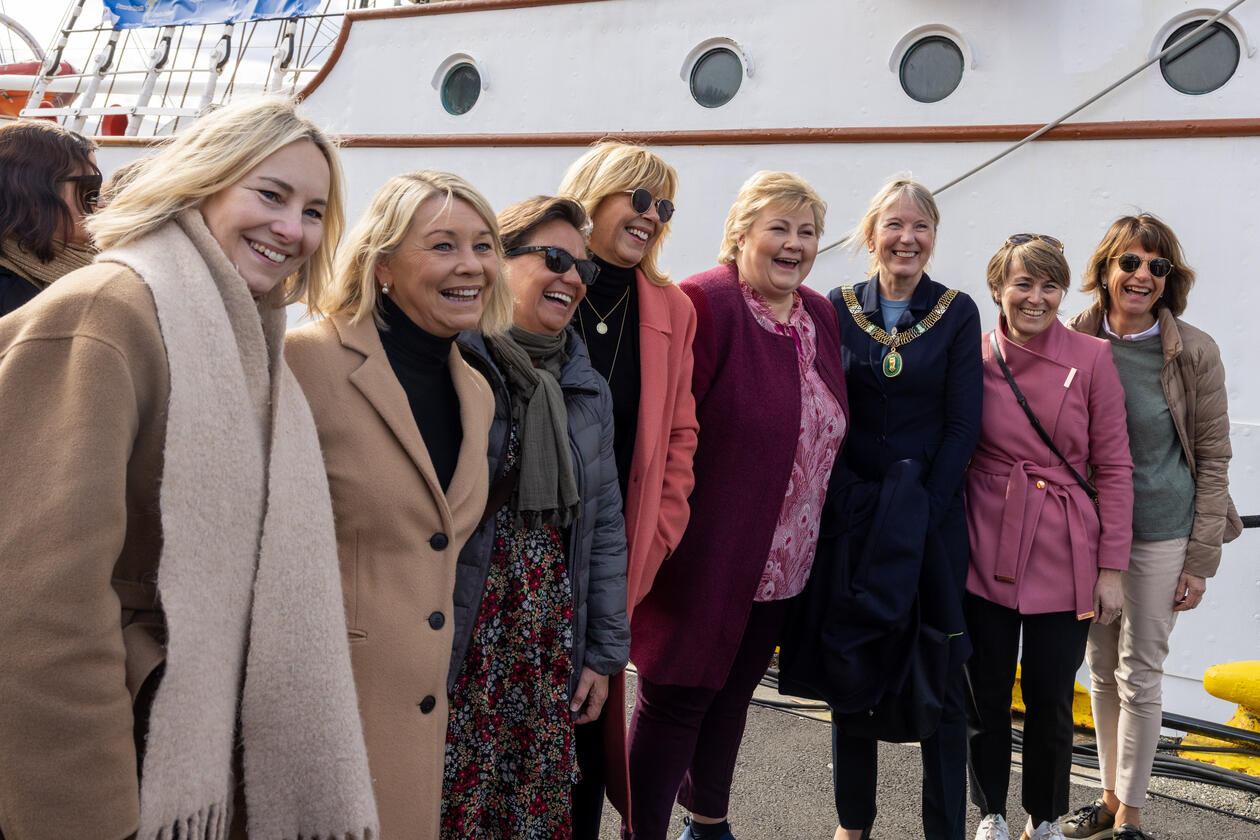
847 176 939 276
86 97 345 311
718 171 826 265
1082 213 1195 317
986 237 1070 303
557 141 678 286
320 170 512 333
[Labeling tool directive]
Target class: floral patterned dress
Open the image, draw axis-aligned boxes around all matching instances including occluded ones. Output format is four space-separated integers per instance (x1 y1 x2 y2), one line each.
441 427 577 840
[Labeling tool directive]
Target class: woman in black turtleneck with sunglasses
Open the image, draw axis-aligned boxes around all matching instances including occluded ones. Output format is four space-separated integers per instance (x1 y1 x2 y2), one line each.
558 141 699 839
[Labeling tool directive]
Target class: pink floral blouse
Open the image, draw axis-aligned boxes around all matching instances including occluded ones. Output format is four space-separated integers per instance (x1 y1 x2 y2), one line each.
741 282 846 601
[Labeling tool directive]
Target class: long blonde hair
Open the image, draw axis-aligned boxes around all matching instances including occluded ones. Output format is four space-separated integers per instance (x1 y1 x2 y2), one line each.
86 97 345 310
557 141 678 286
319 170 513 333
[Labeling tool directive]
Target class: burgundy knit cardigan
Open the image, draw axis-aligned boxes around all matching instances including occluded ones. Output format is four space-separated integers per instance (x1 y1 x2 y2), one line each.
629 263 849 689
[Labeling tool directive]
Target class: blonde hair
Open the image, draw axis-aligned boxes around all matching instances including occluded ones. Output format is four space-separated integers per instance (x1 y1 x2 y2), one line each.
1082 213 1195 317
86 97 345 311
319 170 512 333
557 140 678 286
718 171 826 264
847 176 939 276
986 237 1070 302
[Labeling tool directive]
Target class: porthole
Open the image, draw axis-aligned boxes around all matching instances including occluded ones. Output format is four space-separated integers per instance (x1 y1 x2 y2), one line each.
899 36 964 103
1160 21 1240 95
440 62 481 115
689 47 742 108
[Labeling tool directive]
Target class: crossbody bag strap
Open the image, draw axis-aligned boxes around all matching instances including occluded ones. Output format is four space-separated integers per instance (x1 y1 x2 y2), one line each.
989 331 1098 502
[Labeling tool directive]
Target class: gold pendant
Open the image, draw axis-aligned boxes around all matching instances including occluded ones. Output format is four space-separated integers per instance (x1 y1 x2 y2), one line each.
883 350 903 378
596 321 609 335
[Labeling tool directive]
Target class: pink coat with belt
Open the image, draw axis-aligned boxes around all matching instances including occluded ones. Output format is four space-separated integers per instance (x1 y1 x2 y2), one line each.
966 318 1134 619
604 269 699 817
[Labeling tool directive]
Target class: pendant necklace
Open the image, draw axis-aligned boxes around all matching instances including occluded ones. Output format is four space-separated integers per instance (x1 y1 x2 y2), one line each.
582 288 630 335
840 285 960 378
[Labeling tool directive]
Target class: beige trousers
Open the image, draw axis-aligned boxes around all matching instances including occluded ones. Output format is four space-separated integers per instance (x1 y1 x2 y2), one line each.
1085 535 1189 806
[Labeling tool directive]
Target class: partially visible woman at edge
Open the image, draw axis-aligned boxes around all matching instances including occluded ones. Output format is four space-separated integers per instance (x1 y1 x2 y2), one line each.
0 97 377 840
830 177 982 840
285 170 512 840
0 120 100 316
966 235 1132 840
557 140 700 837
1059 214 1241 840
627 170 848 840
446 195 629 838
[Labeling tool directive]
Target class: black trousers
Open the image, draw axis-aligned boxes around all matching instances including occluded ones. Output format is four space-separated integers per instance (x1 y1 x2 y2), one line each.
572 715 606 840
963 593 1091 825
831 661 969 840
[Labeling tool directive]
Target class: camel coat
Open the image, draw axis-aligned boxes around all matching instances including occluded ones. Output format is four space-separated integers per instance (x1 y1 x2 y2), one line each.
285 313 494 840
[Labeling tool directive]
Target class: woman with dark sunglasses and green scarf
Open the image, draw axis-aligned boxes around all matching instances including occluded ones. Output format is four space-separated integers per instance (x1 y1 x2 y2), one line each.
0 120 99 317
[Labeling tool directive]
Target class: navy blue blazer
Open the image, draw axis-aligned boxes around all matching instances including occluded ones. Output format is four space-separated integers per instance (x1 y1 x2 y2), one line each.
829 274 982 594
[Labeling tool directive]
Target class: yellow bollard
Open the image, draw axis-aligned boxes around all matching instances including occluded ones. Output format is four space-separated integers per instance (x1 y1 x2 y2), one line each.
1178 660 1260 776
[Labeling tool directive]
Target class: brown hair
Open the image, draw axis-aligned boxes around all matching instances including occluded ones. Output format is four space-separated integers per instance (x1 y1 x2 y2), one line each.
0 121 98 261
986 237 1070 303
1082 213 1195 317
498 196 592 253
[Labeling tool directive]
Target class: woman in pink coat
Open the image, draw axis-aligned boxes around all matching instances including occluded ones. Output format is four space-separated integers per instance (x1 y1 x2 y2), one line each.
558 141 699 836
964 235 1134 840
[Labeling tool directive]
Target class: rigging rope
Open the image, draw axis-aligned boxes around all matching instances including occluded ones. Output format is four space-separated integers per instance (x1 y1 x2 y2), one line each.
818 0 1252 256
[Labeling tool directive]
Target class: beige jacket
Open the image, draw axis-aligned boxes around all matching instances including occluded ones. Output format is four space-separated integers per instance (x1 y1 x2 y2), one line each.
285 314 493 840
1069 303 1241 576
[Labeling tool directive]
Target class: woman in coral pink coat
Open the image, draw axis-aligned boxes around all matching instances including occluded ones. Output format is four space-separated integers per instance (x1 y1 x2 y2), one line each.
558 141 699 837
965 235 1134 840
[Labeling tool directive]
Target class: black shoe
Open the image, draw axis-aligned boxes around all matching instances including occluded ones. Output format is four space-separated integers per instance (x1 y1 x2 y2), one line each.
1113 824 1153 840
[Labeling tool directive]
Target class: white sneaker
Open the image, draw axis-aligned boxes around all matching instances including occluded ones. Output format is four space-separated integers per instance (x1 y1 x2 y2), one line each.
1021 818 1067 840
976 814 1010 840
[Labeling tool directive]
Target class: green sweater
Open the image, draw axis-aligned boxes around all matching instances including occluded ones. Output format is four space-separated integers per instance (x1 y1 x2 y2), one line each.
1107 334 1194 540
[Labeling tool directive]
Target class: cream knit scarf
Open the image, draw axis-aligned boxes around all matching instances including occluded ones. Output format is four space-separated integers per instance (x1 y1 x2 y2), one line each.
99 211 378 840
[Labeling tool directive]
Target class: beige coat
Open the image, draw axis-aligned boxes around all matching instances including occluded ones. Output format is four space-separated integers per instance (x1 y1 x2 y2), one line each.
0 263 168 839
285 313 493 840
1069 303 1241 577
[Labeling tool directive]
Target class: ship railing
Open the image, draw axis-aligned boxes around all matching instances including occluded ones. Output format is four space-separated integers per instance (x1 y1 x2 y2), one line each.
13 1 399 136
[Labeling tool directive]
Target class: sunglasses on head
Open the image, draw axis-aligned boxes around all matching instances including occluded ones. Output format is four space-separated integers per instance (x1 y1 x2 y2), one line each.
63 172 102 214
505 245 601 285
1006 233 1064 251
1114 253 1173 277
625 188 674 223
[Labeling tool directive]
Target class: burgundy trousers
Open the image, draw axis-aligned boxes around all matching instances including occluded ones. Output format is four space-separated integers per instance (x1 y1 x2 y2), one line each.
622 599 788 840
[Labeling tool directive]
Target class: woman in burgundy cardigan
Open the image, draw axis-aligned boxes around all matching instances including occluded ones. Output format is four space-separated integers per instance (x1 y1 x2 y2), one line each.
624 171 849 840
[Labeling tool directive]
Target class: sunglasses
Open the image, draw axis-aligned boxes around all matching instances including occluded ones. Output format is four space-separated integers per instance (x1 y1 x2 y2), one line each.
63 172 102 214
1006 233 1064 251
505 245 601 285
625 188 675 223
1114 253 1173 277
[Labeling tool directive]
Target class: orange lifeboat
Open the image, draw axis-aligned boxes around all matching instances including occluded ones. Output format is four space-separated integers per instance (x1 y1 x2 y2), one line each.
0 61 77 118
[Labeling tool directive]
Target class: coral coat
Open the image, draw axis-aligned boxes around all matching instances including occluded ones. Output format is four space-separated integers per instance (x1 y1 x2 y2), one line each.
285 314 493 840
966 319 1134 618
605 270 699 816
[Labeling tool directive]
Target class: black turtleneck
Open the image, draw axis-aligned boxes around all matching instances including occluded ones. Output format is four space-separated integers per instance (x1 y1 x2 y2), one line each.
572 255 640 504
377 294 462 491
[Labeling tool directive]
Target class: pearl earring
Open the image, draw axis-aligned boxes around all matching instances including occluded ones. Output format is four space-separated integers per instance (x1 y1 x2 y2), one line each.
381 282 391 295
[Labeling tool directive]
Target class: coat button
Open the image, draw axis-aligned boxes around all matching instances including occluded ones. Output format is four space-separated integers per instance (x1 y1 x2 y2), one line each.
429 532 449 551
428 611 445 630
418 695 436 714
1036 480 1047 490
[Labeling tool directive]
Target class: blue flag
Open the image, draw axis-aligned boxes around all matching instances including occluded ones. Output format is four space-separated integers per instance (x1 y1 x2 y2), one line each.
105 0 322 29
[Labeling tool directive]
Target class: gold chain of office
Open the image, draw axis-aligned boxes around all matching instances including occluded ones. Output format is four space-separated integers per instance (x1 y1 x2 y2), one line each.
840 285 960 378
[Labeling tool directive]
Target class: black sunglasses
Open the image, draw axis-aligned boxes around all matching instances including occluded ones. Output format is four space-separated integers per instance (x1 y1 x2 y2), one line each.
1006 233 1064 251
63 172 102 214
505 245 601 285
1115 253 1173 277
626 188 675 223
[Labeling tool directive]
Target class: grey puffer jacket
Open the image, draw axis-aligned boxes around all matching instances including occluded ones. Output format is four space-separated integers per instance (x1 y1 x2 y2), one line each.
452 329 629 699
